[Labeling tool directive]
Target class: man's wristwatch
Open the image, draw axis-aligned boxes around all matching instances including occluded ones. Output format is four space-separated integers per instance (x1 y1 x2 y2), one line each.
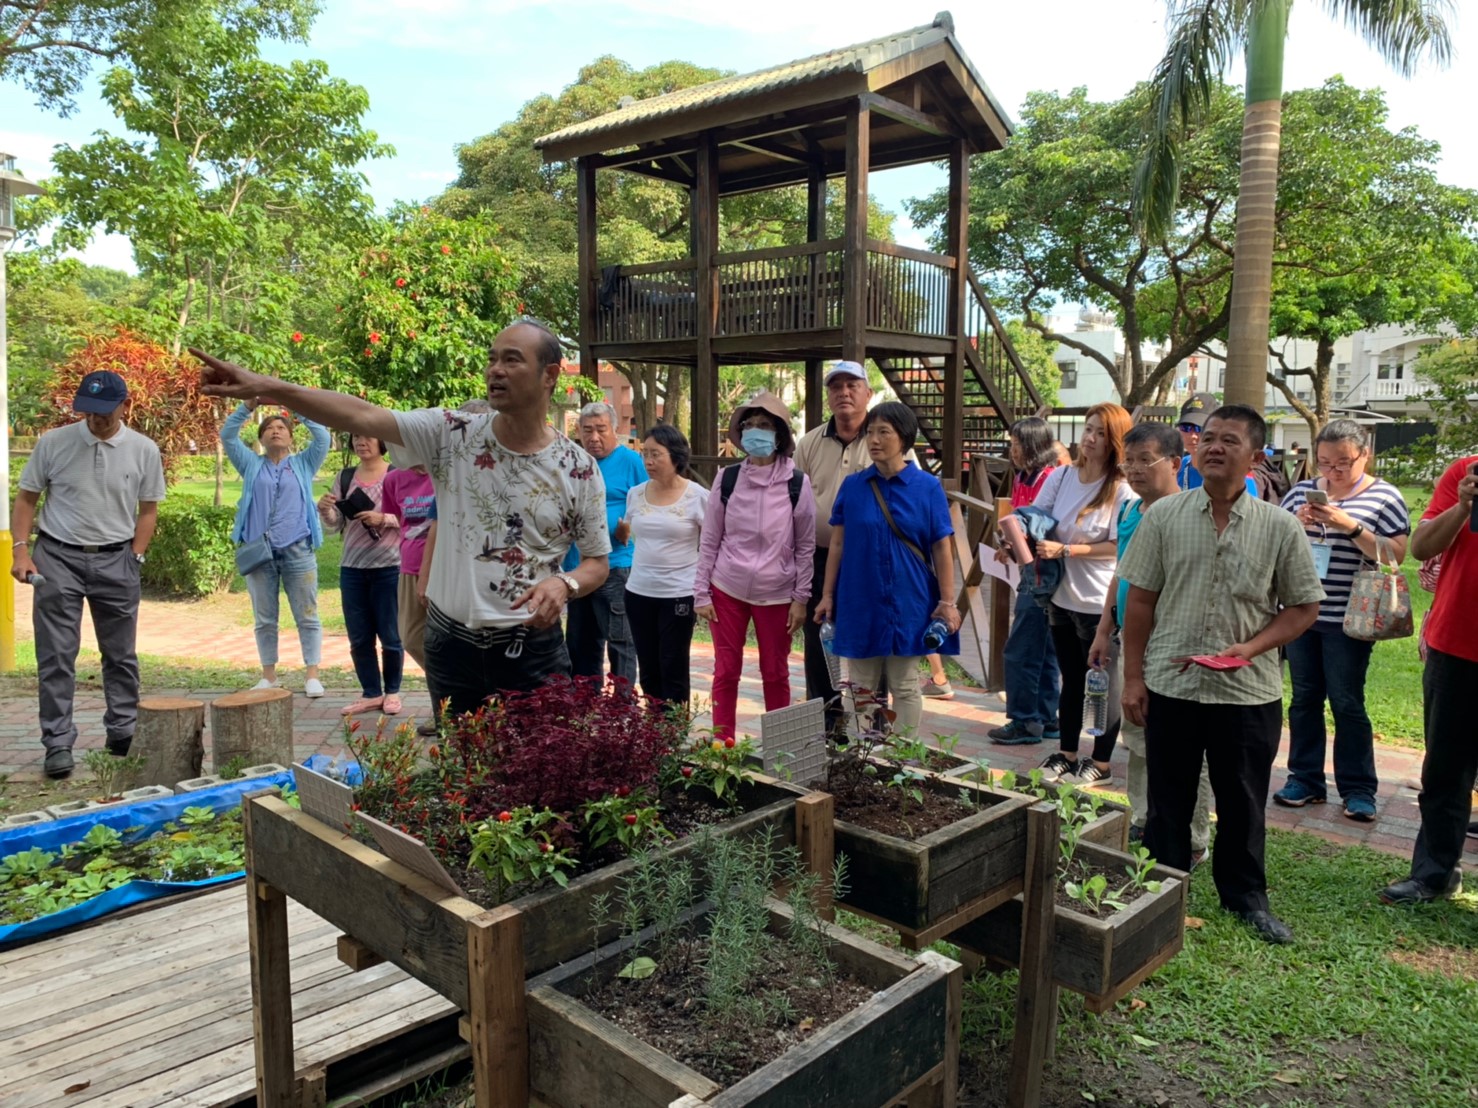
555 572 579 599
133 552 146 565
1347 523 1365 541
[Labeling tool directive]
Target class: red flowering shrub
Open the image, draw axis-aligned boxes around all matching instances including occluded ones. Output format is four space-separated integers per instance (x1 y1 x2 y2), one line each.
46 328 219 479
458 676 673 815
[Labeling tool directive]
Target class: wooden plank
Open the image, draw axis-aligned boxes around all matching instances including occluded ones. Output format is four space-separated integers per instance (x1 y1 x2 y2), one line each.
942 135 968 481
577 157 598 381
529 986 721 1108
246 864 295 1108
467 907 528 1108
692 133 720 465
1007 802 1060 1108
243 795 483 1012
916 951 962 1108
713 238 843 265
618 258 699 276
842 99 870 362
860 91 958 140
795 793 835 920
864 237 958 268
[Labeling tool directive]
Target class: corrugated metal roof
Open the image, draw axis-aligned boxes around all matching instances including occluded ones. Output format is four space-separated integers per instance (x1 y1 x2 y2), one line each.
535 14 971 151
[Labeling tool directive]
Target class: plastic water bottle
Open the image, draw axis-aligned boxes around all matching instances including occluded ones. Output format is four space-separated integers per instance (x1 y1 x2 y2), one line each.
24 571 44 587
923 618 949 651
1083 667 1110 737
819 620 837 654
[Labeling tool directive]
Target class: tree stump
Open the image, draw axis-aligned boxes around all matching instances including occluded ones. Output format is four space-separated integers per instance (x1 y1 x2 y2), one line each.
134 697 206 787
209 687 294 771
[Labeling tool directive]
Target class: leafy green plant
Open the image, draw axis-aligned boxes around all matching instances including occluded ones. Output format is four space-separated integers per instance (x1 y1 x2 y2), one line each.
0 848 57 883
83 749 144 799
217 755 249 781
180 806 217 827
582 794 669 854
1123 846 1164 896
78 823 124 855
683 734 756 805
139 500 238 596
466 807 577 901
1062 872 1128 914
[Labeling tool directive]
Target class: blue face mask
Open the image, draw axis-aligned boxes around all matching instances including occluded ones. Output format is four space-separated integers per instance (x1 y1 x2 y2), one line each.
740 428 778 458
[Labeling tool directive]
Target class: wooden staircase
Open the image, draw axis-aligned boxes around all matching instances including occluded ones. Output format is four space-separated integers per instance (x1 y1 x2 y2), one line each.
876 272 1043 474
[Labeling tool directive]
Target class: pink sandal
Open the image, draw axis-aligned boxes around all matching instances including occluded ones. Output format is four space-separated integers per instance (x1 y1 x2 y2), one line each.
340 696 384 717
382 695 403 715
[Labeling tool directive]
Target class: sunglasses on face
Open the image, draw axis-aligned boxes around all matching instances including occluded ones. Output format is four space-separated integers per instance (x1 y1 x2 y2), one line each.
1177 423 1200 434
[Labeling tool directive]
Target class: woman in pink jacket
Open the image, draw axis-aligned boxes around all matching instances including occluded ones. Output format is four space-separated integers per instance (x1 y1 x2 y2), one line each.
694 392 816 739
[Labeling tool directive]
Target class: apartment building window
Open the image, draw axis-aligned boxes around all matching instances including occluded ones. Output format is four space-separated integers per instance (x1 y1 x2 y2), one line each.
1057 360 1078 389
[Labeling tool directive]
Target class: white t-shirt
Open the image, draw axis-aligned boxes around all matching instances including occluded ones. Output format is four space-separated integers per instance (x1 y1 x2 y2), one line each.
392 409 611 628
624 480 710 598
1033 465 1137 614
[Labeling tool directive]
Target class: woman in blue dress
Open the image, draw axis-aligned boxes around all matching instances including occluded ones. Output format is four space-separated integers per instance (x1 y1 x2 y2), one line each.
813 402 961 733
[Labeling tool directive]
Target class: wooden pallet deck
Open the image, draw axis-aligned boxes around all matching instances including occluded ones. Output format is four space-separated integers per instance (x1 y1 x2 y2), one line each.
0 884 458 1107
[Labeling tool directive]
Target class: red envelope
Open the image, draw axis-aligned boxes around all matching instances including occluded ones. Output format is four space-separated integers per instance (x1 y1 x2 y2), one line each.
1170 654 1252 673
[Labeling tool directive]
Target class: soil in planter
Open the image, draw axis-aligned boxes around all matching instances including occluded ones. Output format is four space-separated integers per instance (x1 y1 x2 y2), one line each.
576 931 876 1086
827 769 980 839
1054 854 1157 918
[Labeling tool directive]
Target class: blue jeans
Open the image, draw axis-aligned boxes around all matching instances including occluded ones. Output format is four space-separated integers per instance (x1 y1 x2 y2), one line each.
1285 623 1377 800
567 565 637 685
244 539 322 668
1002 588 1060 733
341 565 403 698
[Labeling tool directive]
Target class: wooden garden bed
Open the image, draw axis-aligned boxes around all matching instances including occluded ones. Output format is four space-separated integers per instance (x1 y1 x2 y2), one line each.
527 900 962 1108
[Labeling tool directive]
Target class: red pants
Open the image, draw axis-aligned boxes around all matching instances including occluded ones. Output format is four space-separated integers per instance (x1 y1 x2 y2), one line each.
710 586 793 739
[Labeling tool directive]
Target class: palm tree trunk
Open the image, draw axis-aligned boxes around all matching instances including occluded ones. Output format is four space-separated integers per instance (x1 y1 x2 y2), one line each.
1224 0 1289 412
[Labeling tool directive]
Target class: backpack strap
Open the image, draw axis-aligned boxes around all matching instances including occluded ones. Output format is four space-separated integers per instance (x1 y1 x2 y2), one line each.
719 464 740 505
338 465 356 500
787 472 803 510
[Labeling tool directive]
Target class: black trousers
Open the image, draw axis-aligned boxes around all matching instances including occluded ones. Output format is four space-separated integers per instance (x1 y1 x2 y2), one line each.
1409 646 1478 890
1049 602 1121 762
423 610 570 719
626 589 697 706
802 547 844 732
1143 691 1282 913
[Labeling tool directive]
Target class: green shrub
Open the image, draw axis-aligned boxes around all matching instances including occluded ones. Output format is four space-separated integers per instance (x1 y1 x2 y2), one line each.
142 501 238 597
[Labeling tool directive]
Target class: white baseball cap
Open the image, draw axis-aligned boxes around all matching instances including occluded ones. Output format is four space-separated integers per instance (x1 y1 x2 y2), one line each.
824 360 867 385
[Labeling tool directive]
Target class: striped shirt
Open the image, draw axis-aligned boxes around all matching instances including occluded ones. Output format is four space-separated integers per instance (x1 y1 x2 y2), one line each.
1118 489 1325 704
1280 477 1409 626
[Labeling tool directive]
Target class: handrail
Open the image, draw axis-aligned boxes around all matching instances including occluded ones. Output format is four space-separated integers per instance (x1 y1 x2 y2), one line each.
967 269 1044 410
865 238 957 268
713 238 844 266
617 257 698 276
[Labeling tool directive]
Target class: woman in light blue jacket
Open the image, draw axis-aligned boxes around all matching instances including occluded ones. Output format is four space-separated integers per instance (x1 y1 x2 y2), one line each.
223 401 331 696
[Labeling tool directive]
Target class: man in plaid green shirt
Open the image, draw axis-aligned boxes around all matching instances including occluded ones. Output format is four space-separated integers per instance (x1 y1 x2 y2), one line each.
1119 405 1324 944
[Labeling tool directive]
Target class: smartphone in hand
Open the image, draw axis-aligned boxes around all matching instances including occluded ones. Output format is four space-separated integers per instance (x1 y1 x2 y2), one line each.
1305 489 1330 506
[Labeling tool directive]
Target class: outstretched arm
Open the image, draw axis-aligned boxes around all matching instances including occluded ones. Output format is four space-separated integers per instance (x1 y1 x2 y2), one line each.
194 350 402 445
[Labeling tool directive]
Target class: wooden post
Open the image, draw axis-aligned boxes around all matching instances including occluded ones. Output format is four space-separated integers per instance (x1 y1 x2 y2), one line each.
133 696 205 787
913 951 963 1108
805 155 828 429
942 136 969 481
209 687 293 770
842 100 870 362
1007 801 1061 1108
795 793 836 921
576 157 598 385
692 134 720 465
244 798 296 1108
466 906 528 1108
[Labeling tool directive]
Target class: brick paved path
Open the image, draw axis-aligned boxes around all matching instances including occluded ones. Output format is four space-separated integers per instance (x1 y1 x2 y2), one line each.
3 587 1469 865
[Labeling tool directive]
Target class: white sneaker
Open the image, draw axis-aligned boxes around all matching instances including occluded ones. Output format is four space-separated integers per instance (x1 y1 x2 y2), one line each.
251 678 281 691
304 678 325 698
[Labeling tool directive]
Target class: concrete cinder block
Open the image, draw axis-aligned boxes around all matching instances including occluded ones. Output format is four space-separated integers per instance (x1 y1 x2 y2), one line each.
121 785 173 803
174 774 225 794
45 798 104 819
1 809 54 829
238 763 288 780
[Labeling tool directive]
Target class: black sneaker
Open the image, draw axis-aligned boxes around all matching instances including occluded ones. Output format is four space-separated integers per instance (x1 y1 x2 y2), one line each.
1039 752 1076 781
988 721 1042 745
1064 759 1112 788
44 747 74 779
105 736 133 757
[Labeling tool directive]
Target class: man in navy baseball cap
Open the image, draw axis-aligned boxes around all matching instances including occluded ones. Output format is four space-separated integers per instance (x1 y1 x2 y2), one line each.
73 370 129 414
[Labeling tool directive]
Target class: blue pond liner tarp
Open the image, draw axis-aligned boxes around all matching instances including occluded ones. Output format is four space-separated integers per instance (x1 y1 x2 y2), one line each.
0 768 297 946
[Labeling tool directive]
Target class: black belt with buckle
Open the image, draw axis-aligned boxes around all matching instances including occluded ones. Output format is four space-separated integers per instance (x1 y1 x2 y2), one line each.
39 533 127 554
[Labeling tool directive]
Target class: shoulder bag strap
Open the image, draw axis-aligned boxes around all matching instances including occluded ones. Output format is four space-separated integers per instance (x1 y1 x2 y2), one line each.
869 477 933 576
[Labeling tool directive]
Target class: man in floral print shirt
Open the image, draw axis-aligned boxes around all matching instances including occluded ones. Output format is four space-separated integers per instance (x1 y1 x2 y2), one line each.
193 321 611 715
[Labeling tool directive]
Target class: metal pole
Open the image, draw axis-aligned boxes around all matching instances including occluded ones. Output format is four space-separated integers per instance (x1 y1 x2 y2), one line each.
0 231 14 672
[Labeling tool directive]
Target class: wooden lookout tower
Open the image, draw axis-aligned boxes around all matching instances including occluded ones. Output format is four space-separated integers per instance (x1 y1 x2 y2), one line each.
534 12 1043 479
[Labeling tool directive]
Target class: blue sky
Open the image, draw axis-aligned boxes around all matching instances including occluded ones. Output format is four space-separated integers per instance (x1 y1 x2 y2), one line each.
3 0 1474 271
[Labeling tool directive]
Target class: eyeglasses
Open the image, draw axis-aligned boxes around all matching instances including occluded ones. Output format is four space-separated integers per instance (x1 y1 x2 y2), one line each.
1318 460 1361 474
739 418 775 431
1123 457 1171 472
1176 423 1201 434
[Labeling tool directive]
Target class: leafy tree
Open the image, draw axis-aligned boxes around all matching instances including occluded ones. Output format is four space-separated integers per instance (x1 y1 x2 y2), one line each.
908 84 1244 406
1133 0 1454 412
315 206 523 409
1257 78 1477 439
437 53 895 434
0 0 317 114
45 328 219 478
1003 319 1060 409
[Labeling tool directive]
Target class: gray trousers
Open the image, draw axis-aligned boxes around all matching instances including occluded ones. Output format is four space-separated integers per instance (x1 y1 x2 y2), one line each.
32 540 142 751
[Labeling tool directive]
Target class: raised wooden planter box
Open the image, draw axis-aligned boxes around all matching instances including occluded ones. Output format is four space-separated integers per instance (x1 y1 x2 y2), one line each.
939 764 1133 851
527 900 963 1108
946 839 1186 1013
832 776 1032 946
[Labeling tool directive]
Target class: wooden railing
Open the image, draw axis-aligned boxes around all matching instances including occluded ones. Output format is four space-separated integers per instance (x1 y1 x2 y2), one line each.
594 241 960 345
866 240 953 337
963 270 1043 429
595 258 696 343
716 239 844 336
